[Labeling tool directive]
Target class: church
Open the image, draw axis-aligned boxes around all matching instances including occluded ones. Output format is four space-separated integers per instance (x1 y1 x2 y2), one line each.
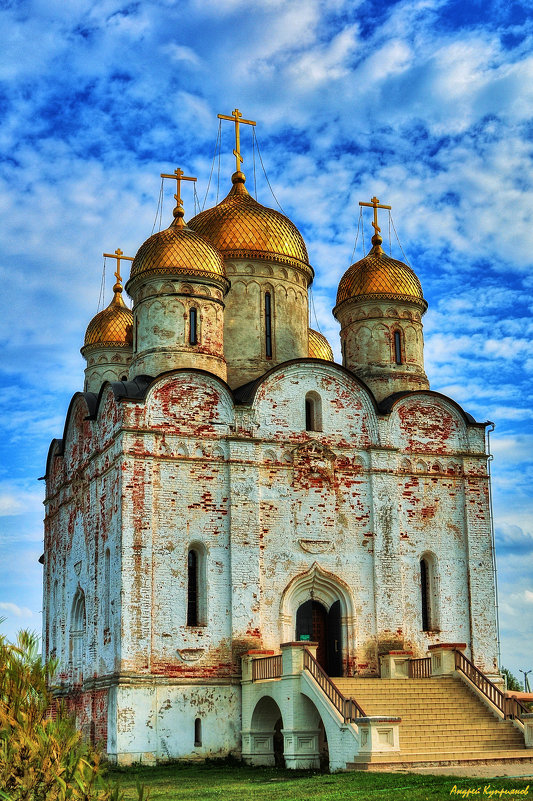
43 111 530 771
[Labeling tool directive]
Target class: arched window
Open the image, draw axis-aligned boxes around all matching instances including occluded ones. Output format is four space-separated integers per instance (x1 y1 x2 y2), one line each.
187 545 207 627
305 391 322 432
50 579 58 656
189 307 198 345
104 549 111 631
264 292 272 358
420 553 439 632
394 329 403 365
70 589 86 682
194 717 202 747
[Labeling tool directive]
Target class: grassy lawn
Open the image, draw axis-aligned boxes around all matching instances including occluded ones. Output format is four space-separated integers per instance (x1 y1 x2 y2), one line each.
106 762 532 801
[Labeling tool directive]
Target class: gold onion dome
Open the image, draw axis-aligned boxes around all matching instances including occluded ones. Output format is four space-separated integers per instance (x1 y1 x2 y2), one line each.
336 234 426 309
127 205 228 287
308 328 334 361
188 172 313 283
82 284 133 351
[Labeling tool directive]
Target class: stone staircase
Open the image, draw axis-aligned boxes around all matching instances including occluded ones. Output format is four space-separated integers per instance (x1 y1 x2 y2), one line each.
332 676 532 770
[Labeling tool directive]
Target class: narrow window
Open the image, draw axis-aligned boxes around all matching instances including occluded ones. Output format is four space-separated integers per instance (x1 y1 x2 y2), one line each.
50 579 58 656
70 589 86 682
194 717 202 746
104 549 111 630
305 399 313 431
187 550 198 626
420 558 430 631
189 308 198 346
265 292 272 358
394 330 402 365
305 391 322 432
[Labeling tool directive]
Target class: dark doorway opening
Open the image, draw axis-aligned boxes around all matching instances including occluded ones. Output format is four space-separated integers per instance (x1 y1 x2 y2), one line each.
296 599 342 676
273 717 284 768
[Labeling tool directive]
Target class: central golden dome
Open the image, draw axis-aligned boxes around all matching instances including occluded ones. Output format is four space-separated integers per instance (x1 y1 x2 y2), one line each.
188 172 313 283
335 235 426 310
127 210 228 288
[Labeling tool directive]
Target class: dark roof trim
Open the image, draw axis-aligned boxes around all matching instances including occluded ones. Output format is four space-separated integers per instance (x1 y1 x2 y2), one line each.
43 391 97 478
87 369 235 419
232 358 380 412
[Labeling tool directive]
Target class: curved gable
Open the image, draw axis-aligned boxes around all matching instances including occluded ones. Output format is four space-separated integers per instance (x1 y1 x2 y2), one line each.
387 392 470 454
250 360 379 446
140 371 234 435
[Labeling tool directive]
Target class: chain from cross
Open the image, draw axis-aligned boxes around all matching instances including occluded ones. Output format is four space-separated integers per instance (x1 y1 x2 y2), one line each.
103 248 134 286
359 196 392 237
217 108 256 173
160 168 197 212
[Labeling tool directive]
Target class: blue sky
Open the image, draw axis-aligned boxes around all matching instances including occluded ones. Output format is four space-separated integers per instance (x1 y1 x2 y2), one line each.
0 0 531 681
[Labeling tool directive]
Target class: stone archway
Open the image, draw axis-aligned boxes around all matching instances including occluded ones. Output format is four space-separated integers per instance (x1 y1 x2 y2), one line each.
243 695 285 767
279 563 355 677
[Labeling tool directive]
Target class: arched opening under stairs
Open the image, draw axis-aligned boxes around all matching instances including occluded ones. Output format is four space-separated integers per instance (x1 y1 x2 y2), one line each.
250 696 285 768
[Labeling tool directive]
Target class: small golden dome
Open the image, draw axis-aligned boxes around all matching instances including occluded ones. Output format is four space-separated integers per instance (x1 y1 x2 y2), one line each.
83 285 133 350
308 328 334 361
128 210 228 287
188 172 313 282
336 235 426 309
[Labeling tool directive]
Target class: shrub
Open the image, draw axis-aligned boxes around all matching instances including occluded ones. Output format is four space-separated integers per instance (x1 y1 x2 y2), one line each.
0 627 137 800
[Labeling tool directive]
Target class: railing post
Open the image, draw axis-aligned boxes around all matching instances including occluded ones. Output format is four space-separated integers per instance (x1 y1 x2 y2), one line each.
428 643 467 676
280 642 318 676
380 650 412 679
523 714 533 747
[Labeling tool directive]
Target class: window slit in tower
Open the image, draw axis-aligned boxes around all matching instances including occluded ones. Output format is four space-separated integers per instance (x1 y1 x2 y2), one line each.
394 330 402 365
420 558 430 631
265 292 272 358
189 308 198 346
187 550 198 627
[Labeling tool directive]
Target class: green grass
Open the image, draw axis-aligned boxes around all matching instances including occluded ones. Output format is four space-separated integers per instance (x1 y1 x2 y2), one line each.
105 762 532 801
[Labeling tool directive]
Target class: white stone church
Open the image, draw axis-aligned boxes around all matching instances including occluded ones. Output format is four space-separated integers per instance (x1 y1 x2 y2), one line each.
42 112 532 771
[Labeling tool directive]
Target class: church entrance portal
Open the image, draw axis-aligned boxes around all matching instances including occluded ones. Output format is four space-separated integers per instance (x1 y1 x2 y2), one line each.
295 599 342 676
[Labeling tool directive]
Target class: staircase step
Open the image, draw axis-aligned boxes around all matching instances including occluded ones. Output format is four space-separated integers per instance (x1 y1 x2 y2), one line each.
332 675 529 768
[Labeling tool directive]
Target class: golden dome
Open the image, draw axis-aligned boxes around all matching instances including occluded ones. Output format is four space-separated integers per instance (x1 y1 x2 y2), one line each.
82 284 133 351
336 235 426 310
308 328 334 361
127 209 228 287
188 172 313 282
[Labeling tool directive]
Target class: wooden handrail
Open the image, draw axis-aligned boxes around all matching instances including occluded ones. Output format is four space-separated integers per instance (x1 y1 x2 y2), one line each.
303 648 366 722
409 657 431 678
454 650 528 723
252 654 282 682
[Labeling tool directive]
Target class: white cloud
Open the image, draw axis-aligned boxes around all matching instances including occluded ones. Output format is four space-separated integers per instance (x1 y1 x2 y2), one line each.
0 602 34 618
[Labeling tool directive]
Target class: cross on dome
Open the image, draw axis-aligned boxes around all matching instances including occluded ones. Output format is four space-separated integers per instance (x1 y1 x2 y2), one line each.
103 248 134 289
218 108 256 174
161 168 197 222
359 196 392 239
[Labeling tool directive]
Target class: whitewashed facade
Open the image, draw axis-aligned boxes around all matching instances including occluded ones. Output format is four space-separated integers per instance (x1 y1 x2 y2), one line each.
42 167 499 764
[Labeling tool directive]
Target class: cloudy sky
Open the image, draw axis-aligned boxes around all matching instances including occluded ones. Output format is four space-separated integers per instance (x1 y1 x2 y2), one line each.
0 0 531 681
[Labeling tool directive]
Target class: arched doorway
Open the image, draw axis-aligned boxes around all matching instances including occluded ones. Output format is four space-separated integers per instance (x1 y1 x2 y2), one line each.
296 599 342 676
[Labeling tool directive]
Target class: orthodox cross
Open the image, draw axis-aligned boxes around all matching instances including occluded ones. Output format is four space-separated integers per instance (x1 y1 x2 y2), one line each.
160 168 197 213
218 108 256 173
359 196 392 237
103 248 134 286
